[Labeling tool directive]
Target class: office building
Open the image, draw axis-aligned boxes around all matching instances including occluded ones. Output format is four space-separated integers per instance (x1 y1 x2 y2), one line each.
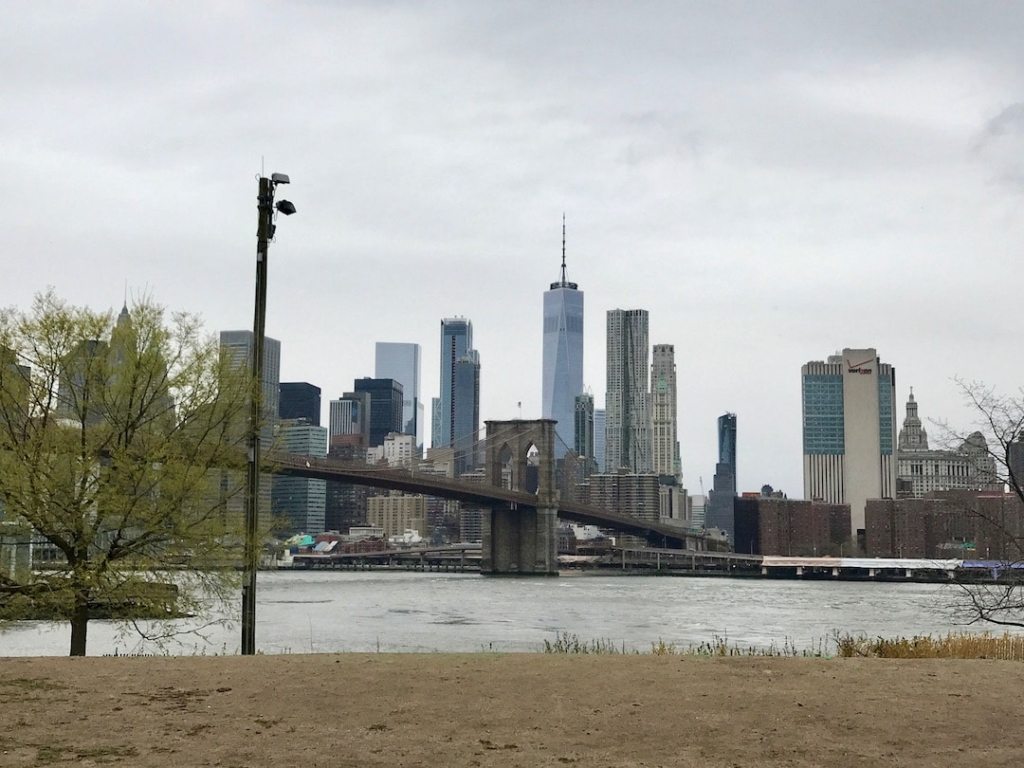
375 342 423 449
802 348 897 540
1010 437 1024 492
574 393 595 473
368 432 417 467
541 219 584 458
430 397 442 449
433 318 481 473
452 350 481 474
706 413 738 534
605 309 652 473
651 344 681 479
593 408 606 473
353 378 404 448
324 442 370 533
272 419 328 535
279 382 321 426
585 472 660 524
436 318 473 449
219 330 280 526
367 492 427 539
220 330 281 436
329 392 371 441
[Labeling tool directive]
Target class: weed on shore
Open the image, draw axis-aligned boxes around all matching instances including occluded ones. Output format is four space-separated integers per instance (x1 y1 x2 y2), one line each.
544 630 1024 659
542 631 827 657
834 631 1024 659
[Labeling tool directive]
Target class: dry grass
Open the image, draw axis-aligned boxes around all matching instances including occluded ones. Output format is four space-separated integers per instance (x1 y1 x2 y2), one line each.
835 631 1024 659
544 630 1024 660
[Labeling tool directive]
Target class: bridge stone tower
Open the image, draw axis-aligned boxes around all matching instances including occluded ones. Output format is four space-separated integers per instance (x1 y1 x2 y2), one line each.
480 419 559 575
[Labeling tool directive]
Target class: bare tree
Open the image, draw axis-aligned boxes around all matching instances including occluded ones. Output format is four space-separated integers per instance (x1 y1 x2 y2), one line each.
0 291 252 655
939 378 1024 628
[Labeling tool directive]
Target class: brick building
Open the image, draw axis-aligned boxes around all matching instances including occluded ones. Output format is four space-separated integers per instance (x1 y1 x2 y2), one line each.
734 498 851 556
865 491 1024 560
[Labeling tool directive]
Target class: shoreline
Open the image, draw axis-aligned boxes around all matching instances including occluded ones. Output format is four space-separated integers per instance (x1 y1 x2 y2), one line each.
1 653 1021 767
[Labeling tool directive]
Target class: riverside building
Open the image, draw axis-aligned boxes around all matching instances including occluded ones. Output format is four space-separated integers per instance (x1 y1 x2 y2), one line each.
801 348 897 542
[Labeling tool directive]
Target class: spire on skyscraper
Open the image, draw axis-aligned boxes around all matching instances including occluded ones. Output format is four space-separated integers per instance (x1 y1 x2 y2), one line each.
551 214 577 290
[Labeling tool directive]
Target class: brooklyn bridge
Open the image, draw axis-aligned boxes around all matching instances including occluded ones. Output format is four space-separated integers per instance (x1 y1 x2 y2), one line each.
270 419 721 575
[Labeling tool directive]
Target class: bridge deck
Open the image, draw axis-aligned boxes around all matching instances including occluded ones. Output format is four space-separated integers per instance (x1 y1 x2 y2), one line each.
269 452 716 548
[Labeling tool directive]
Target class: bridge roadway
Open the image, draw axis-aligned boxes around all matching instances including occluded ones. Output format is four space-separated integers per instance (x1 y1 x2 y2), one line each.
268 452 714 549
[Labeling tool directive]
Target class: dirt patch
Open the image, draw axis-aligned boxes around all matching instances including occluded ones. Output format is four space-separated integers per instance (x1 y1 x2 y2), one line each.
0 654 1021 766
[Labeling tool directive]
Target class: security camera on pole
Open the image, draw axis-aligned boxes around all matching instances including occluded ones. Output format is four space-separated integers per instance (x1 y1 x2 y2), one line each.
242 172 296 656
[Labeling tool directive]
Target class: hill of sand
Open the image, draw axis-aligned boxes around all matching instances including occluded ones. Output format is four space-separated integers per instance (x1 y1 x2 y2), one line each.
1 654 1021 767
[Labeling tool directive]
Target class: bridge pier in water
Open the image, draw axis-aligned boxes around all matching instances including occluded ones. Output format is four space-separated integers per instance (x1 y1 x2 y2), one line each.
480 419 559 576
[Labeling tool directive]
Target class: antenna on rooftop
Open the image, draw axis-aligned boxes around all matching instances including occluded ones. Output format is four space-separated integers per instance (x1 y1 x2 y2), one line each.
560 212 567 285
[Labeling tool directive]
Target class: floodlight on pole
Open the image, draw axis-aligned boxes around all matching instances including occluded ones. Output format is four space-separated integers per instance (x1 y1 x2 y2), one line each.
241 172 295 656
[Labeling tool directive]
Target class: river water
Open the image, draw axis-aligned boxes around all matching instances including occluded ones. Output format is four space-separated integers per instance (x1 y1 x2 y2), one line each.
0 571 989 657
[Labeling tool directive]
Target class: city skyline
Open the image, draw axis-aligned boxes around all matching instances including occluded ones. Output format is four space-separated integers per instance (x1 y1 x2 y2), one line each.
4 4 1023 497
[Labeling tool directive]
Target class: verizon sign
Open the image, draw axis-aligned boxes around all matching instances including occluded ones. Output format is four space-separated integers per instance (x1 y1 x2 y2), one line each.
846 355 874 375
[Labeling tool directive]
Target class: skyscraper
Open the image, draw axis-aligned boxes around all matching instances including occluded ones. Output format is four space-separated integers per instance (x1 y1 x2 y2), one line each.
437 318 473 450
328 391 370 442
375 342 422 449
219 330 281 526
706 413 737 534
574 393 595 462
802 348 897 540
219 330 281 441
279 382 321 426
593 408 606 473
542 219 584 458
605 309 652 473
272 420 328 535
430 397 442 449
353 377 404 448
452 350 481 474
651 344 681 479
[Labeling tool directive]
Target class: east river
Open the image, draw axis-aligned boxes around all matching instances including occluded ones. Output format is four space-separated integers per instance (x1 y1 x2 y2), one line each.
0 570 994 656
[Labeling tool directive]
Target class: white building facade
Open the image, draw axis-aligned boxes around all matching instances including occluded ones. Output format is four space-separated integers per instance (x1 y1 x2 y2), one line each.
896 390 999 497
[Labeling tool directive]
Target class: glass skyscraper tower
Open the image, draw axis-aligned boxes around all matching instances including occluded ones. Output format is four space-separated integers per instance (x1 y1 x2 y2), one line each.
436 318 476 456
375 342 422 449
542 219 584 458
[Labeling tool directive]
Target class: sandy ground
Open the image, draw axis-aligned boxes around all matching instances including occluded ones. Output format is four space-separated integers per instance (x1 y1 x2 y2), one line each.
0 654 1022 767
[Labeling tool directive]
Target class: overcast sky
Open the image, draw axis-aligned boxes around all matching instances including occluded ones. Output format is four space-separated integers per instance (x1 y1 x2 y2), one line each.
3 2 1023 497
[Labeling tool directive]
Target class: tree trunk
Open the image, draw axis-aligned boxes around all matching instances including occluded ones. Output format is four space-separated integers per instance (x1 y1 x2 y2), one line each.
69 589 89 657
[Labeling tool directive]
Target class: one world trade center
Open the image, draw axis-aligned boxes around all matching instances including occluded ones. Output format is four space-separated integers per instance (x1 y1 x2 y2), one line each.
542 218 584 458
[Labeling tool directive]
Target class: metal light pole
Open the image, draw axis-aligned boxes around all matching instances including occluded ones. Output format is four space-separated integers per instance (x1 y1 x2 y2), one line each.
242 173 295 656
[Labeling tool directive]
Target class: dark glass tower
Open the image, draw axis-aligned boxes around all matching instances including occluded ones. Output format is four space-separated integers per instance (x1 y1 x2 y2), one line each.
707 413 737 534
452 351 481 474
374 342 422 448
437 318 473 450
353 377 404 448
279 382 321 426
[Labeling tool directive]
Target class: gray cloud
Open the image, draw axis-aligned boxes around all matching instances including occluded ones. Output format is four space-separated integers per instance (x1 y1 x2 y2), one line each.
2 2 1024 496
